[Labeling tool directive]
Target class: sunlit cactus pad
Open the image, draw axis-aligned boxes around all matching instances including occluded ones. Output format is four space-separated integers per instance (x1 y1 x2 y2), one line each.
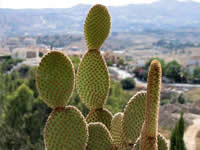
133 133 168 150
111 112 124 147
86 122 113 150
84 4 111 50
123 92 146 144
86 108 112 130
143 60 162 137
44 106 88 150
77 49 110 110
36 51 75 108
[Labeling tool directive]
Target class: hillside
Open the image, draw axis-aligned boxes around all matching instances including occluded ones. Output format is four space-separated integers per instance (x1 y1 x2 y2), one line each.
1 0 200 37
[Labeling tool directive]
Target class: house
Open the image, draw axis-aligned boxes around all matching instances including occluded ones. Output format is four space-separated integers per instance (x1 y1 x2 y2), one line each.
187 56 200 72
12 47 49 59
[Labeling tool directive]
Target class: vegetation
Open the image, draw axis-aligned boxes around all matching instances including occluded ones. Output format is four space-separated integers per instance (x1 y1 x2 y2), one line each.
0 57 134 149
120 77 136 90
170 112 186 150
134 57 199 84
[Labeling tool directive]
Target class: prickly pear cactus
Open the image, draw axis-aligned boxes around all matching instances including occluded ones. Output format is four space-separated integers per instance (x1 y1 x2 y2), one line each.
77 4 111 110
87 122 113 150
84 4 111 50
36 51 88 150
86 108 112 130
36 51 75 108
44 106 88 150
133 134 168 150
123 92 146 144
111 112 124 148
77 50 110 109
35 3 169 150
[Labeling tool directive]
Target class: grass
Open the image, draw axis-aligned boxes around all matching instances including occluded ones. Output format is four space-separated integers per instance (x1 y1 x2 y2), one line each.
185 88 200 102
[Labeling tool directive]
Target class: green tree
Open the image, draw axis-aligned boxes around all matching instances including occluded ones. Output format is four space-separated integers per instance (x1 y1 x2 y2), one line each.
5 84 33 128
170 112 186 150
120 77 136 90
193 66 200 83
165 60 182 83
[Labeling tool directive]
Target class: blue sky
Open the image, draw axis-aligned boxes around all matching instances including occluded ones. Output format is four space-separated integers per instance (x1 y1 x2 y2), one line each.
0 0 200 9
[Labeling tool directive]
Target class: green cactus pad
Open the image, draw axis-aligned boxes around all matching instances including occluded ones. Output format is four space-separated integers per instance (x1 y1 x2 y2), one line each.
76 49 110 110
133 133 168 150
142 60 162 138
86 122 113 150
122 91 146 144
84 4 111 50
111 112 124 148
36 51 75 108
44 106 88 150
86 108 112 130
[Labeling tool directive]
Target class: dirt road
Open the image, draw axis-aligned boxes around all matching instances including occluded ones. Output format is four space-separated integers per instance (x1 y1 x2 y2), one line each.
184 114 200 150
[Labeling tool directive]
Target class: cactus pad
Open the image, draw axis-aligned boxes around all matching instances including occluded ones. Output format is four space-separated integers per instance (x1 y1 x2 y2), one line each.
86 108 112 130
133 133 168 150
86 122 113 150
111 112 124 148
84 4 111 50
76 49 110 109
142 60 162 138
36 51 75 108
123 92 146 144
44 106 88 150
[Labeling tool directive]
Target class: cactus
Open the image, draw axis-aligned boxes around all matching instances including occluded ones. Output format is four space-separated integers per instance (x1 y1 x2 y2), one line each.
35 4 169 150
84 4 111 50
77 4 112 131
44 106 88 150
36 51 88 150
123 92 146 144
133 134 168 150
76 49 110 110
111 112 124 148
36 51 75 108
140 60 162 150
87 122 113 150
77 4 111 110
86 108 113 130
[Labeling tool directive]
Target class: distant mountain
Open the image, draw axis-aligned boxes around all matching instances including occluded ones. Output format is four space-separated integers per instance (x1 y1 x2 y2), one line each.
1 0 200 37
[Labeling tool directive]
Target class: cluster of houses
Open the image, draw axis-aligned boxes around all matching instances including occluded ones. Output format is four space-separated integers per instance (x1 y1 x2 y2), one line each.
0 37 200 71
